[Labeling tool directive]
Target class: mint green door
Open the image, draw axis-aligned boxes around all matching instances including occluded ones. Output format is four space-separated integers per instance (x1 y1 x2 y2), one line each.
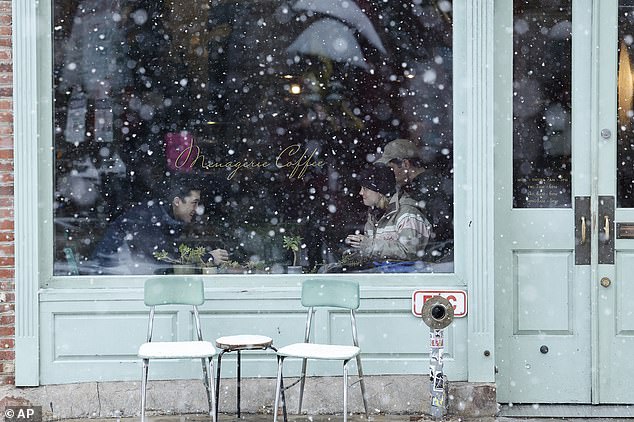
595 0 634 404
496 0 634 404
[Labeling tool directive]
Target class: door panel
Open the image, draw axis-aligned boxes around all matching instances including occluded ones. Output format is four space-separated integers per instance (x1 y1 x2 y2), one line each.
495 0 593 403
615 251 634 336
514 251 574 333
596 0 634 403
496 232 591 403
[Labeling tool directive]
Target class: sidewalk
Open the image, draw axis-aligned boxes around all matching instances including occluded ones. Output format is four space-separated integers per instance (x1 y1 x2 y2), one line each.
59 414 634 422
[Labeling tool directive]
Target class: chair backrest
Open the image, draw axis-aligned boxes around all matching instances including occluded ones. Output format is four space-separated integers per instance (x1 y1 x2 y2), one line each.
144 277 205 306
301 279 360 310
63 247 79 275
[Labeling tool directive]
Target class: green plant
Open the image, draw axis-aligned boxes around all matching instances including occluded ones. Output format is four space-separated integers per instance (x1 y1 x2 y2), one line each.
217 260 245 274
219 260 242 269
283 235 303 266
153 244 207 266
245 260 268 271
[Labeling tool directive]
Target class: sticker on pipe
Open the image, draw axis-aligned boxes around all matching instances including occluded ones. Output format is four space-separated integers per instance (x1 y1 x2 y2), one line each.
412 290 467 317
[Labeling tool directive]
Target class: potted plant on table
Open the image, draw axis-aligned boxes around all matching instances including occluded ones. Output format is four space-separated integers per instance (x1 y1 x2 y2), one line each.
283 235 303 274
245 259 270 274
153 244 208 274
217 260 244 274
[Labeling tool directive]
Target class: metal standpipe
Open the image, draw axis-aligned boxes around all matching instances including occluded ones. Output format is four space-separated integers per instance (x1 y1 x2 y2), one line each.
421 295 454 420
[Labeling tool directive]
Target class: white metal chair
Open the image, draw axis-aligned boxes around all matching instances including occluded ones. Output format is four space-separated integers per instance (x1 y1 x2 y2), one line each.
138 277 217 422
273 279 369 422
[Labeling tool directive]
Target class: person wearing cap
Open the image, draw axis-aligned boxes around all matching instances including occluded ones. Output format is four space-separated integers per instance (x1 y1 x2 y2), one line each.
375 138 453 262
375 138 426 186
345 165 431 262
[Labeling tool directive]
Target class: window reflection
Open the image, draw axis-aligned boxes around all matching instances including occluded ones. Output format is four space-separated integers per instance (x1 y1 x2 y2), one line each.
513 0 572 209
618 1 634 208
53 0 454 275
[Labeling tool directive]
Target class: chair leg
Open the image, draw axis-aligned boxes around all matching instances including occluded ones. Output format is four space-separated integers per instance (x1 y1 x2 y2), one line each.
201 357 216 422
355 354 369 417
273 356 284 422
269 346 287 422
298 357 308 414
141 359 149 422
215 351 224 421
343 360 349 422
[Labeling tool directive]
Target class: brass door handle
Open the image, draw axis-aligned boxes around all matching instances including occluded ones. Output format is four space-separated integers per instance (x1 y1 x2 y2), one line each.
575 197 591 266
598 196 615 265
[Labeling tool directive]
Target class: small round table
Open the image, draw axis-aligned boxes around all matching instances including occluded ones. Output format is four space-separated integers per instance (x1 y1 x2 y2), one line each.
215 334 285 419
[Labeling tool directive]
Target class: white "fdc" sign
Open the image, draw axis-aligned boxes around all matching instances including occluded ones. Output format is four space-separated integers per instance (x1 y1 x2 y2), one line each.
411 290 468 317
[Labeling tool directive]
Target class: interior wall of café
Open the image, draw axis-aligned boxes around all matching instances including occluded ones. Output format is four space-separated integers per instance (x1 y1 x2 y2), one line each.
14 0 496 386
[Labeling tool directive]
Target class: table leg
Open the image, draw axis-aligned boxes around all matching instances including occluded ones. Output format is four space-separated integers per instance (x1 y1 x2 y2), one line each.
280 373 287 422
216 350 225 421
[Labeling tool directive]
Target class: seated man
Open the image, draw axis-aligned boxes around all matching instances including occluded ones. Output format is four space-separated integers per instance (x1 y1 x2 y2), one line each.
92 177 228 274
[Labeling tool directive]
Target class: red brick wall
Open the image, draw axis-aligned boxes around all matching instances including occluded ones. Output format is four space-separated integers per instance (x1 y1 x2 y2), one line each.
0 0 14 386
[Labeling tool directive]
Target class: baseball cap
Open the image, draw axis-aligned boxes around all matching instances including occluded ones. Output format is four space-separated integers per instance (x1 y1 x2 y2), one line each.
357 165 396 196
375 138 422 164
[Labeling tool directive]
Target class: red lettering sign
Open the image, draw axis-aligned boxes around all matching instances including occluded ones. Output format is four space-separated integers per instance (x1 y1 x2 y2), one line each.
412 290 468 317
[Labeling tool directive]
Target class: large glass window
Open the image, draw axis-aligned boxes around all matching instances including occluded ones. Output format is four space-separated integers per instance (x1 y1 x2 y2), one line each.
53 0 454 276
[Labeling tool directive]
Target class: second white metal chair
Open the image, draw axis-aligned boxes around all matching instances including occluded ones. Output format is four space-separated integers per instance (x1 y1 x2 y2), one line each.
273 279 369 422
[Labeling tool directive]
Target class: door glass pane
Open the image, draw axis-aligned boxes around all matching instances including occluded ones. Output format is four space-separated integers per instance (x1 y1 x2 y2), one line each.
618 0 634 208
51 0 455 276
513 0 572 208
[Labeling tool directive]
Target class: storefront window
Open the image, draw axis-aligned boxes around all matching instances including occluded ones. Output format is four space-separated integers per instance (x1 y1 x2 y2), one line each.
512 0 572 208
52 0 454 276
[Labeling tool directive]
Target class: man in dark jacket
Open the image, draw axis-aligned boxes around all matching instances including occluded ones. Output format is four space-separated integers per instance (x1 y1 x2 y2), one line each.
93 178 228 274
376 138 453 263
